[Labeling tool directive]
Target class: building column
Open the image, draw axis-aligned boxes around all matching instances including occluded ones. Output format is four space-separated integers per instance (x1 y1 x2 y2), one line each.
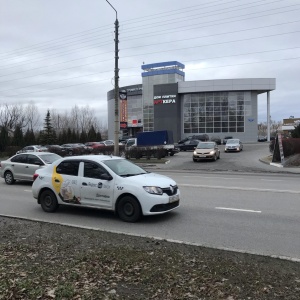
267 91 270 141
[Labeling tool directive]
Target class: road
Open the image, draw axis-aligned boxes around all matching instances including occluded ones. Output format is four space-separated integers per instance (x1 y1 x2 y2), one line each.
1 169 299 260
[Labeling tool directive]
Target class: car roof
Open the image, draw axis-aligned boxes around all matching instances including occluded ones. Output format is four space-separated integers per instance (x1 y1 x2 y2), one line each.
59 155 124 162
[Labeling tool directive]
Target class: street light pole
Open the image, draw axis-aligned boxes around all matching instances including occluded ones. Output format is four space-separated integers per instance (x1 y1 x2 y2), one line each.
106 0 119 156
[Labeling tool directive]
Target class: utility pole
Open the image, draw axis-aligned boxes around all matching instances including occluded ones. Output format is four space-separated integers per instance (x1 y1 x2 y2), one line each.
106 0 119 156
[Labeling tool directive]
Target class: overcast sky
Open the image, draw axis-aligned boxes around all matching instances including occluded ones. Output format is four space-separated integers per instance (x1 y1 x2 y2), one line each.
0 0 299 125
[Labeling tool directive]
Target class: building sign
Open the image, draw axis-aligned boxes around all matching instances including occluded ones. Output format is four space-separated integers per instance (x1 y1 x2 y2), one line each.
120 122 127 129
153 94 176 105
119 89 127 129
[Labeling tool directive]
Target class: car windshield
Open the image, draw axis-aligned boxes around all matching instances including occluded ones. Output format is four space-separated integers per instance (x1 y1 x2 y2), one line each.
197 143 215 149
227 139 239 144
103 159 147 177
38 153 62 164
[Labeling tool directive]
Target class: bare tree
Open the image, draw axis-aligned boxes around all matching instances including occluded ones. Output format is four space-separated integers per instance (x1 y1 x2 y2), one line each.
0 103 27 133
24 102 40 131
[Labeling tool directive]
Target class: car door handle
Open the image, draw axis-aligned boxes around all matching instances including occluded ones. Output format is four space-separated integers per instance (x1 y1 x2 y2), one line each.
82 182 87 186
54 179 60 183
25 166 29 168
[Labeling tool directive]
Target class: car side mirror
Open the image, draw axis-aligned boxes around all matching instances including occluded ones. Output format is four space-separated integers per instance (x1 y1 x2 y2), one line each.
99 173 113 181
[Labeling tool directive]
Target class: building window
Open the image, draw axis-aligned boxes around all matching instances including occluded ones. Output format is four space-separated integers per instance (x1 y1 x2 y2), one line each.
183 92 245 134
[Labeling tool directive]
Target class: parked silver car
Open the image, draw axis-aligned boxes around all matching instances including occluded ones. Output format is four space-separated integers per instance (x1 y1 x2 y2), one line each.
16 145 48 154
0 152 61 185
224 139 243 152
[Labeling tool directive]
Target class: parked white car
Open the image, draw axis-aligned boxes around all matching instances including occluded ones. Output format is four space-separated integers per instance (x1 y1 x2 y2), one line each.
32 155 180 222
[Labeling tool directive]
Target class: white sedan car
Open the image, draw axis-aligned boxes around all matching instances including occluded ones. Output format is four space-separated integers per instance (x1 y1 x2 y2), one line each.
0 152 62 184
224 139 243 152
32 155 180 222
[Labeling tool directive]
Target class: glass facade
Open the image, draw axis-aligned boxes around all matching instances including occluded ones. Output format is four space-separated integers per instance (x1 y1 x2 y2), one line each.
127 94 143 126
183 92 245 134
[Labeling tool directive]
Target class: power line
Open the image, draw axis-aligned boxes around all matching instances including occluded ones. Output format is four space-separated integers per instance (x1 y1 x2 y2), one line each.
1 8 298 71
0 0 289 61
1 20 298 81
1 55 299 98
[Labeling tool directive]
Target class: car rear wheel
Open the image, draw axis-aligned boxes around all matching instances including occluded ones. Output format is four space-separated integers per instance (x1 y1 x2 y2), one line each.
40 190 59 212
4 171 15 185
117 196 142 222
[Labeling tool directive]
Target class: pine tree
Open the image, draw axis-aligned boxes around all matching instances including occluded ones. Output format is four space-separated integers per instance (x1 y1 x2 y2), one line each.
291 123 300 138
40 110 56 145
24 128 36 145
87 125 97 141
11 125 24 147
0 127 10 152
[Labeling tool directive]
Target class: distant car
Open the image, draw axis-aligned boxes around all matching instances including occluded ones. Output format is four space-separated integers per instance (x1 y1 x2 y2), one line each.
222 136 233 145
210 136 221 145
32 155 180 222
16 145 48 154
177 139 200 151
61 144 83 156
0 152 62 185
178 134 209 144
224 139 243 152
258 136 267 142
45 145 66 156
193 142 220 162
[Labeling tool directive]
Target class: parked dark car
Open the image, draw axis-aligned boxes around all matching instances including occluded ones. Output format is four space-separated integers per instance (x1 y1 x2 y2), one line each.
210 136 221 145
222 136 233 145
178 134 209 144
258 136 267 142
61 144 83 156
45 145 66 156
177 139 200 151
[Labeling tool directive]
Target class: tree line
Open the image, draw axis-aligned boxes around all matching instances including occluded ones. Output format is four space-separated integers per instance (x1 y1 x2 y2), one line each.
0 103 107 153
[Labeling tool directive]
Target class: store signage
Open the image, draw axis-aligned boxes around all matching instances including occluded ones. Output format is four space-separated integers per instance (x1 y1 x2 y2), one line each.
153 94 176 105
120 90 128 128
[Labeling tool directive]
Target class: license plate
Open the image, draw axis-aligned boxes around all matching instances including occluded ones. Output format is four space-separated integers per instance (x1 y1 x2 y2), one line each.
198 154 206 157
169 194 179 203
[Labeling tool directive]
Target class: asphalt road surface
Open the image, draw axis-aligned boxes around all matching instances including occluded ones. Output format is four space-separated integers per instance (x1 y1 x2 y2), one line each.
1 168 299 261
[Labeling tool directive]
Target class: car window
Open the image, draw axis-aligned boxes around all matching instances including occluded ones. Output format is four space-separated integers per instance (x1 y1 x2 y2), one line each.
84 162 108 179
11 154 27 163
103 159 147 177
27 154 43 165
56 161 80 176
39 153 61 164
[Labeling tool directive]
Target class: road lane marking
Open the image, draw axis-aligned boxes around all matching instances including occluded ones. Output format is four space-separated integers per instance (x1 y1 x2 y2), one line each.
179 183 300 194
260 179 283 182
24 190 32 192
183 176 242 180
215 207 261 213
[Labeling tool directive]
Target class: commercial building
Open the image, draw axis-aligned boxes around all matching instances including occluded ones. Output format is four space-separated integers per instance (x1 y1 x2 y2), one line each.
107 61 276 142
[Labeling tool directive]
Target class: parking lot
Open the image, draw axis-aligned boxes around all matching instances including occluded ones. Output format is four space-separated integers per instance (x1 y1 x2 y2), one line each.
144 143 300 174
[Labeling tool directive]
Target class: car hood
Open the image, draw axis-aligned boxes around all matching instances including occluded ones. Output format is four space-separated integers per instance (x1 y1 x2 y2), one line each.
123 172 176 187
226 143 239 147
195 148 214 154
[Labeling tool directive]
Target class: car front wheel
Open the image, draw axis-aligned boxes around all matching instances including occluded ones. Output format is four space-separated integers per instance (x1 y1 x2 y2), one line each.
40 190 59 212
4 171 15 185
117 196 142 222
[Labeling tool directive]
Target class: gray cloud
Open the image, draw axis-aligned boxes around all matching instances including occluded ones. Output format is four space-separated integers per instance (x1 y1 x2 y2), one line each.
1 0 299 124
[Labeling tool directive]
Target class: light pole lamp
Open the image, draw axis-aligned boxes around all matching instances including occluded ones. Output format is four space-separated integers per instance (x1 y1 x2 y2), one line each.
106 0 119 156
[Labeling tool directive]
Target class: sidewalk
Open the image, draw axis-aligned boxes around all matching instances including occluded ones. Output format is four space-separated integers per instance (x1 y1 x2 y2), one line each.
259 154 300 174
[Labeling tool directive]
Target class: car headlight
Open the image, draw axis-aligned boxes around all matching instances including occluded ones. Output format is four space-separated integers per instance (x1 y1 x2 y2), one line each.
209 150 215 155
143 186 163 195
193 150 197 155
